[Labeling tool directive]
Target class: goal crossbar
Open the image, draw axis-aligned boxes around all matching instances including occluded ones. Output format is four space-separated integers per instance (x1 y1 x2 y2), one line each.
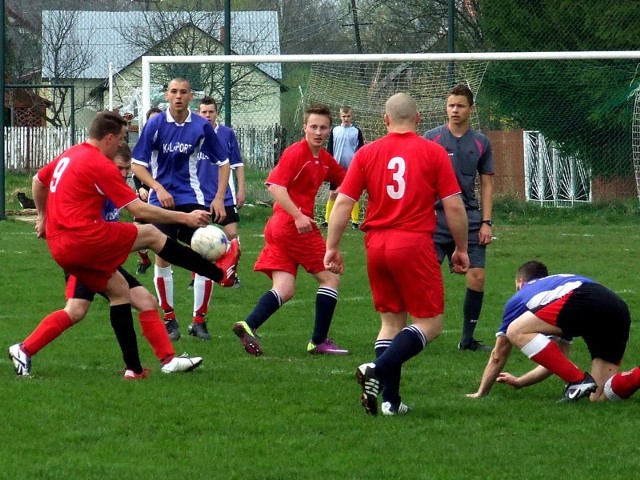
140 51 640 125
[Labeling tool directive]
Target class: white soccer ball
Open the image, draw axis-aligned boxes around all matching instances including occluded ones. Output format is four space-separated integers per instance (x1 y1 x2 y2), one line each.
190 225 229 262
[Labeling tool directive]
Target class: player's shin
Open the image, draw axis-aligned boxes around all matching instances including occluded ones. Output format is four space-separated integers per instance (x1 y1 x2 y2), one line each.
110 303 144 374
157 237 223 282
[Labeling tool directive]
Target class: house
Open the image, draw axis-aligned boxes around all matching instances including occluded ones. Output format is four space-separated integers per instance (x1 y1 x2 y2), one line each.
40 10 283 129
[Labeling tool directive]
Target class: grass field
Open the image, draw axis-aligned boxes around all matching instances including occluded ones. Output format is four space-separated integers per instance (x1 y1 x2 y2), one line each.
2 176 640 479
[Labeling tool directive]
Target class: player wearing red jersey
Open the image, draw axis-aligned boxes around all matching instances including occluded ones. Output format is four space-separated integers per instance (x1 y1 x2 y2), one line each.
8 144 203 378
9 112 237 378
232 104 349 357
325 93 469 415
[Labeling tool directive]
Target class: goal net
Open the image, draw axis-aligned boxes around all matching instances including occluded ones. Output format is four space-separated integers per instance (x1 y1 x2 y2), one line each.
139 53 640 212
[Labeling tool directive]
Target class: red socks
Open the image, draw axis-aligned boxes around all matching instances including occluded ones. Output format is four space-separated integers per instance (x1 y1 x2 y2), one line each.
607 367 640 400
23 310 73 356
523 334 584 383
138 310 175 364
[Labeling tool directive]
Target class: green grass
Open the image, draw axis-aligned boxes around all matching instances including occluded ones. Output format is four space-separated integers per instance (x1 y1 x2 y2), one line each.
2 175 640 478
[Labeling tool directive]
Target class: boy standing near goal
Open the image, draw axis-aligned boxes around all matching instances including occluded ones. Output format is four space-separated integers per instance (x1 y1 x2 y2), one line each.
131 78 239 343
197 96 245 289
324 93 469 416
323 105 365 229
424 83 495 352
232 104 349 357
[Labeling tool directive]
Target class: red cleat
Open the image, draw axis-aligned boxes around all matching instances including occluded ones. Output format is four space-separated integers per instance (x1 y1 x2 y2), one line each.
215 238 240 287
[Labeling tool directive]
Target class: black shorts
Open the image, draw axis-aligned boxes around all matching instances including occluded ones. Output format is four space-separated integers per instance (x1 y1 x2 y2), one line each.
216 205 240 227
65 266 141 301
154 204 208 245
556 283 630 364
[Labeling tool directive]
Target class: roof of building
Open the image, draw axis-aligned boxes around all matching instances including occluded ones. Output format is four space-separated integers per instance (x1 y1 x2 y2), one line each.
41 10 281 80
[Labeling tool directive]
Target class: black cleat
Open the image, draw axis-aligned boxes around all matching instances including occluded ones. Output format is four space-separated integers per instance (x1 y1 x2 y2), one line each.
355 363 380 416
164 319 181 341
559 372 597 402
188 321 211 341
458 339 492 352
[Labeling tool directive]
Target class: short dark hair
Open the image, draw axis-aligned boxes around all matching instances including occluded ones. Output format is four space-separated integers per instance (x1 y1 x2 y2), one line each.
304 103 332 124
516 261 549 282
88 111 127 141
146 107 162 120
448 83 474 106
114 143 132 162
200 96 218 110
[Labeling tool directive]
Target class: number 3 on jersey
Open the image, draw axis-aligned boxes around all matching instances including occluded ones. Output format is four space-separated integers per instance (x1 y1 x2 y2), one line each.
386 156 405 199
49 157 71 192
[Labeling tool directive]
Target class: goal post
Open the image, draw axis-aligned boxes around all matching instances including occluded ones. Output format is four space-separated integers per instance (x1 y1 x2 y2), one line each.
140 51 640 207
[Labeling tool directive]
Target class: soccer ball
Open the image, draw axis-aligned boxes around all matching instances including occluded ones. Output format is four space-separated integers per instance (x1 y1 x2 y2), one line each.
190 225 229 262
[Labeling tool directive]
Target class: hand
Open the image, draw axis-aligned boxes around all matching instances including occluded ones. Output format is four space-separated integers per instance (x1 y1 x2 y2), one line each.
210 198 227 223
35 215 46 238
465 392 485 399
324 248 344 274
156 186 174 209
138 188 149 202
496 372 521 389
236 190 246 209
186 210 211 228
451 250 469 275
294 214 316 234
479 224 493 246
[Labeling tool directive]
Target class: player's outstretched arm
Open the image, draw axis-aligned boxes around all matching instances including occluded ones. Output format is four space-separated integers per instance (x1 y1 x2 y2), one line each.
467 335 511 398
126 199 210 228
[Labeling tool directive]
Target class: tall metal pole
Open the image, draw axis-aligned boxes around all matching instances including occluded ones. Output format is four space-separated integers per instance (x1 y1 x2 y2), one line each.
224 0 231 125
350 0 363 54
447 0 455 87
1 0 6 220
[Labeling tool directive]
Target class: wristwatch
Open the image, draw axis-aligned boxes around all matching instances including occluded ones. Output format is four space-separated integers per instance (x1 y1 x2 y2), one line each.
481 219 493 227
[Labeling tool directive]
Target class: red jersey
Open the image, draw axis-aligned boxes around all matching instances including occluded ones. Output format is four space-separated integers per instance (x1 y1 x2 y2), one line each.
266 139 345 218
37 142 138 238
340 132 460 233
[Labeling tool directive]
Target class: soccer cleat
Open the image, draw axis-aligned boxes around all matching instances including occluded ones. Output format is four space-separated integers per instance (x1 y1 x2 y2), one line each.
164 319 181 341
8 343 31 376
356 363 380 416
307 338 349 355
232 321 262 356
351 222 360 230
123 368 150 380
136 259 151 275
215 238 241 287
559 372 597 402
232 276 242 289
188 321 211 340
381 401 411 416
458 339 492 352
161 353 203 374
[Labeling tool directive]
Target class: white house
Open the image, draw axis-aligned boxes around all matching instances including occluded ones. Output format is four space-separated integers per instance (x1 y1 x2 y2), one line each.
40 10 284 129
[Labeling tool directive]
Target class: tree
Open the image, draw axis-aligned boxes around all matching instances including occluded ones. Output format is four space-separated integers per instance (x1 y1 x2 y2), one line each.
477 1 640 177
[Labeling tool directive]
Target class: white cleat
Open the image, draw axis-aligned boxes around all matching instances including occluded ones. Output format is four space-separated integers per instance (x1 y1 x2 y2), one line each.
161 353 203 374
381 401 411 416
8 343 31 377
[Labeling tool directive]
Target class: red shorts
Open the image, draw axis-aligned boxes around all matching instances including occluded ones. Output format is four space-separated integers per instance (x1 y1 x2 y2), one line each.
47 222 138 292
254 214 326 277
365 230 443 318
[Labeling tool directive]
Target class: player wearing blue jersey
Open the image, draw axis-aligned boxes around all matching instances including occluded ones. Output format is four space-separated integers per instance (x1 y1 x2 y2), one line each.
131 78 238 342
198 97 245 289
466 260 637 402
424 84 495 352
